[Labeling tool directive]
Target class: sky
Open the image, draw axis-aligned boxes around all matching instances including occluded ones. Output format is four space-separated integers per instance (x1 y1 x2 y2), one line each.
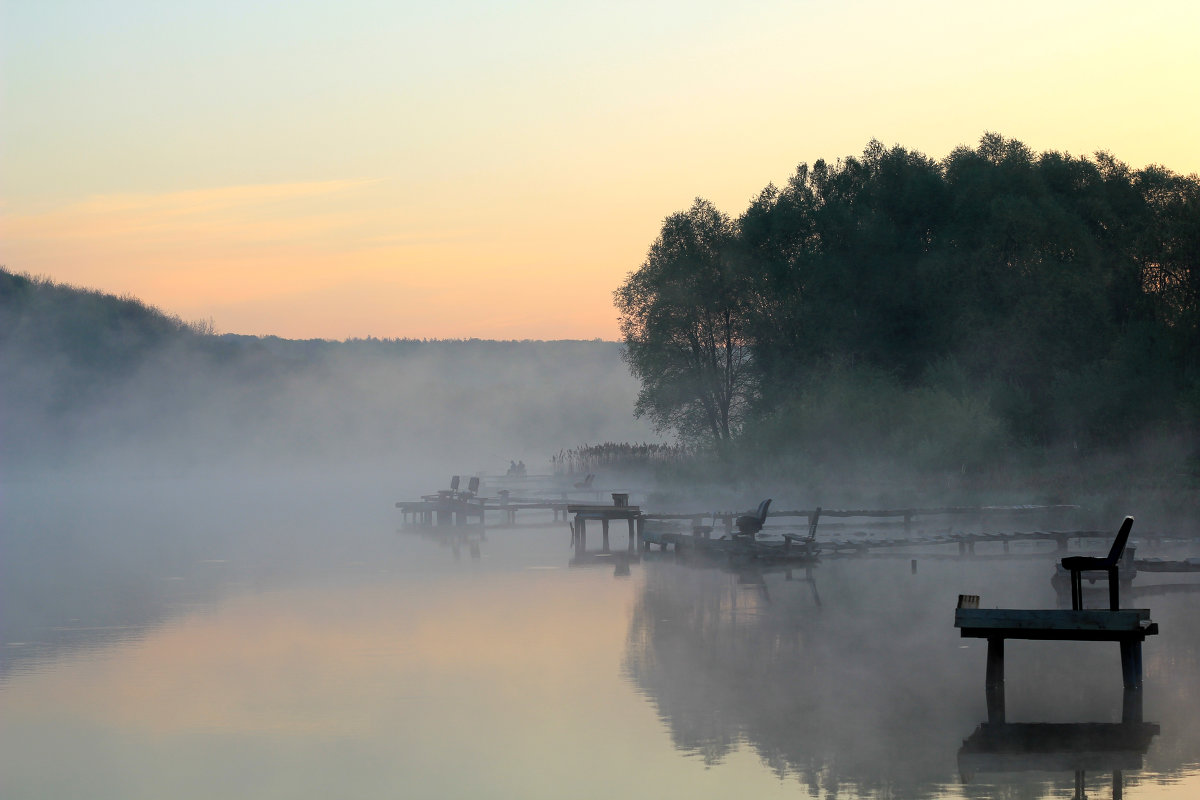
2 0 1198 341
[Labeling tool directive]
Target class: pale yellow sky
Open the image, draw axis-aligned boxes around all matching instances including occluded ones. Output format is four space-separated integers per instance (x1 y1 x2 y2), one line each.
2 0 1197 339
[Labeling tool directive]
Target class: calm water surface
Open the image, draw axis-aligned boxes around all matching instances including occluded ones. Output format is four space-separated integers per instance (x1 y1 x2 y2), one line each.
3 477 1199 798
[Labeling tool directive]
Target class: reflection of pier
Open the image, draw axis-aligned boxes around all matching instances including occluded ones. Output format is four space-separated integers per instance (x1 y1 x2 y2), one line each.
405 525 487 560
958 715 1160 798
567 549 639 576
958 675 1159 798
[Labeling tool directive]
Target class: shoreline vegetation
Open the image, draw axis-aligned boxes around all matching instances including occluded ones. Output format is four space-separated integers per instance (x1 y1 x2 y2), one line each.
613 135 1198 508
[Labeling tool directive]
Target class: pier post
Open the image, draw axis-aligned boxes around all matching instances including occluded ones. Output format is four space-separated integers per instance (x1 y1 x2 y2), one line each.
627 518 636 551
985 637 1005 723
577 518 586 553
637 517 646 551
1119 641 1144 689
601 519 610 552
1121 687 1144 723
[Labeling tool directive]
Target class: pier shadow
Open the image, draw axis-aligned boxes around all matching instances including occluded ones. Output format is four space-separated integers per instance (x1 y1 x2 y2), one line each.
958 695 1160 798
403 525 487 560
567 549 639 577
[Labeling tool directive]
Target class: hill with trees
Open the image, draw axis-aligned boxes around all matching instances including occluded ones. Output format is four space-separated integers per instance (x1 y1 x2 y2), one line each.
0 270 649 479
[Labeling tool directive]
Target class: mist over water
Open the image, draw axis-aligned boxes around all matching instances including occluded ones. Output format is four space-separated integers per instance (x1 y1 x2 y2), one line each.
2 312 1199 797
3 463 1200 798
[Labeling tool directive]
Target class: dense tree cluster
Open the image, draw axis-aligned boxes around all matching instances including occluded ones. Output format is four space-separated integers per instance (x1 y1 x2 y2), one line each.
616 135 1200 469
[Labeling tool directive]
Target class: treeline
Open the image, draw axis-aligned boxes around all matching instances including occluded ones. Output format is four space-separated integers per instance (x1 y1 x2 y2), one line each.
0 270 649 474
616 134 1200 475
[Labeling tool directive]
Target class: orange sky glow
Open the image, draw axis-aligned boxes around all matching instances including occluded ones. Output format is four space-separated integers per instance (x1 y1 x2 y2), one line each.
2 1 1198 340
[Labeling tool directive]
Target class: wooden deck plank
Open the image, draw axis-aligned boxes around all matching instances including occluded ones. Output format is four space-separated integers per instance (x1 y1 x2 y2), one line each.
955 608 1157 641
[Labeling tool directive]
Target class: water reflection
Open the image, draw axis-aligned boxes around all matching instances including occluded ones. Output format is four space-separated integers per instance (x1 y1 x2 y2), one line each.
624 556 1200 798
404 524 487 560
958 719 1160 798
4 480 1200 799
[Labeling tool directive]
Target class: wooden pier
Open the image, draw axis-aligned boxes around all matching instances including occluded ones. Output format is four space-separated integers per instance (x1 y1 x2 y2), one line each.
396 495 571 527
568 498 642 558
955 608 1159 683
641 503 1079 537
396 475 622 528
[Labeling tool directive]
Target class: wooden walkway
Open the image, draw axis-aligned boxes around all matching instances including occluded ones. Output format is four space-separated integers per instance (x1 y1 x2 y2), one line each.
642 504 1079 536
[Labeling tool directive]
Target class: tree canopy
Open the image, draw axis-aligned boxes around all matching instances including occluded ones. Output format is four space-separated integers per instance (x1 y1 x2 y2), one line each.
615 135 1200 469
614 199 754 445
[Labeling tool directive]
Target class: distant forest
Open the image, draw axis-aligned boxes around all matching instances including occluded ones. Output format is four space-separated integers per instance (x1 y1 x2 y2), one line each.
617 134 1200 480
0 269 646 476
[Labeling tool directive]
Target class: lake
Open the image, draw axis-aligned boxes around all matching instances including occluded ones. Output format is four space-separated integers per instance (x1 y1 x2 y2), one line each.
3 475 1199 799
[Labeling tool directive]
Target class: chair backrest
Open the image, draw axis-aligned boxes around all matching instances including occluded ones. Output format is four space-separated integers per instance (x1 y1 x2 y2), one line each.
467 476 480 494
1105 516 1135 564
450 475 461 491
756 498 772 524
807 506 822 540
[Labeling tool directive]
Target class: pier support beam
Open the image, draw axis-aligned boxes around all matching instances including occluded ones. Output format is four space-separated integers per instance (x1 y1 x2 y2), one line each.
986 637 1005 723
1119 641 1144 689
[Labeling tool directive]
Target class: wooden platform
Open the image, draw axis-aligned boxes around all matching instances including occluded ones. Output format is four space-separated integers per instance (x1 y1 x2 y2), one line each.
955 609 1158 642
955 606 1159 723
567 503 643 556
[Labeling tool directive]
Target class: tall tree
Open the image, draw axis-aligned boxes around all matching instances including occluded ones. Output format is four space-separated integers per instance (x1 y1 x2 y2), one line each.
614 199 754 445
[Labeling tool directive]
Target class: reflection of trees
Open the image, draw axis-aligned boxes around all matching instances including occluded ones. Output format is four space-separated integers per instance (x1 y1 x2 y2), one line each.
623 562 966 797
622 560 1200 799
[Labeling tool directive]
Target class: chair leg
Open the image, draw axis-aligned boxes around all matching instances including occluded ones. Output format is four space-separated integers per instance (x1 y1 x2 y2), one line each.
1070 570 1083 610
1108 566 1120 610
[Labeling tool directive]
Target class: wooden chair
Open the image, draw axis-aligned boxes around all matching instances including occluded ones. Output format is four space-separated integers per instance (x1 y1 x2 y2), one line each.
735 498 772 537
1060 516 1134 611
782 507 821 555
